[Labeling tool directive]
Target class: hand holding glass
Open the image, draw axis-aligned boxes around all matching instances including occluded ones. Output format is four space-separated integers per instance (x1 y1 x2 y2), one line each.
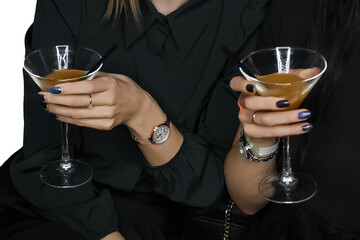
24 45 102 188
240 47 327 204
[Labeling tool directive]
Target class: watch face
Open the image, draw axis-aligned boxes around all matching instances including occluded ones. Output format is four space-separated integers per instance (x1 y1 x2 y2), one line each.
152 124 170 144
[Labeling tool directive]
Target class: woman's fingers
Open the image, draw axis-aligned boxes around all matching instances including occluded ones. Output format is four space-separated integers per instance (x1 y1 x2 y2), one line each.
41 91 116 107
48 76 116 95
230 76 256 94
290 67 321 79
251 109 311 126
47 103 117 119
239 95 289 111
56 115 117 131
243 121 313 138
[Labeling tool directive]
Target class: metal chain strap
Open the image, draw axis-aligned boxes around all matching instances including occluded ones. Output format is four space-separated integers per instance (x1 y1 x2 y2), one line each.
223 200 235 240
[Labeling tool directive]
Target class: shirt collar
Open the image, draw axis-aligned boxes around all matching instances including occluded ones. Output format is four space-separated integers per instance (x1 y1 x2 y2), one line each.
124 0 219 58
124 0 157 48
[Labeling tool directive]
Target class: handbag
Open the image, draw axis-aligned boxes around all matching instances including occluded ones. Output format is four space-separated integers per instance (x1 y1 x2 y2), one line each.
181 199 251 240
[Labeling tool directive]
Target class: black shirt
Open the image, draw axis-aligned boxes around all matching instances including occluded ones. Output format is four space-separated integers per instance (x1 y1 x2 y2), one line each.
9 0 269 238
257 0 360 236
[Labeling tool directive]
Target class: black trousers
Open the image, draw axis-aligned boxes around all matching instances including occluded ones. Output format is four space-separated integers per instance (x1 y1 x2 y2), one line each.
0 150 185 240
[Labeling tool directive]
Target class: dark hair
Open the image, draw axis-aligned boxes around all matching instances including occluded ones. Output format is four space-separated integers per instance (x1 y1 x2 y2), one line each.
292 0 360 167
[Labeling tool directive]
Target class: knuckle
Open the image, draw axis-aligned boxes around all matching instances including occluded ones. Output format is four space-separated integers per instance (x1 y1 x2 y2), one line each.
104 119 115 130
100 76 112 87
105 108 116 118
108 76 118 86
238 111 246 122
108 95 117 105
104 111 112 119
258 114 274 126
240 96 250 108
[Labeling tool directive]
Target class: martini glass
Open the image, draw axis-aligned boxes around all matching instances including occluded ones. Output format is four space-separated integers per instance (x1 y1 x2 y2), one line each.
240 47 327 204
24 45 102 188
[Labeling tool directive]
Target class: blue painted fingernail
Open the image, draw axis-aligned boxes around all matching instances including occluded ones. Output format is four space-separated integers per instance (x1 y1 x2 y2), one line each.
276 100 290 108
246 84 254 93
298 111 311 119
49 87 62 94
302 124 313 132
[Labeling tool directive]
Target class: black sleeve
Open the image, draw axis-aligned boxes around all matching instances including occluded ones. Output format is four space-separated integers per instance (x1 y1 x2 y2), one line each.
10 0 119 239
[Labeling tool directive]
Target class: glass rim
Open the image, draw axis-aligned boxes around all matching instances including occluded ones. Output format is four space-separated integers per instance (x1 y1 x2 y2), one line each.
23 45 103 82
240 46 328 85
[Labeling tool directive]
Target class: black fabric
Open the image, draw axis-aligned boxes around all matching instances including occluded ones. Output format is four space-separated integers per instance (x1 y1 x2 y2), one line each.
1 0 270 239
182 198 251 240
247 0 360 238
0 150 86 240
247 204 360 240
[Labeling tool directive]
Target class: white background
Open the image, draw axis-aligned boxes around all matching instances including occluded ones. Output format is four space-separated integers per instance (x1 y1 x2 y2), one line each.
0 1 36 165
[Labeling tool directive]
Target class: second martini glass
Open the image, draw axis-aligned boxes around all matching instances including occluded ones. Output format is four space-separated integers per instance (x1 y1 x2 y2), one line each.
24 45 102 188
240 47 327 204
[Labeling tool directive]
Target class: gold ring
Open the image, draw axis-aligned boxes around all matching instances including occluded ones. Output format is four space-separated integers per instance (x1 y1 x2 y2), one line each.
88 94 93 109
252 112 257 124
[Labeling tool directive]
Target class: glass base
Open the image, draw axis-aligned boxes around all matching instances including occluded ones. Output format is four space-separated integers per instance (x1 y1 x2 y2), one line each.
258 172 317 204
40 159 93 188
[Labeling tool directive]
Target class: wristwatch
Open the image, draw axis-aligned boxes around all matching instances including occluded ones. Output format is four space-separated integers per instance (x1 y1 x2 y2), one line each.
238 127 278 162
132 119 171 145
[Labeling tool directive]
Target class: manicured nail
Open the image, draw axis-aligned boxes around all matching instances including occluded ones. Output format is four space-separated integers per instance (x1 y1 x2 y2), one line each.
49 87 62 94
302 124 313 132
47 112 57 119
246 84 254 93
298 111 311 119
276 100 290 108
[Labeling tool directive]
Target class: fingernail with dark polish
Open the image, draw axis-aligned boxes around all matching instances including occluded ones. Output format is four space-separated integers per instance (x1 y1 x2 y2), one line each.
298 111 311 119
36 94 46 109
246 84 254 93
47 112 57 119
49 87 62 94
302 124 313 132
276 100 290 108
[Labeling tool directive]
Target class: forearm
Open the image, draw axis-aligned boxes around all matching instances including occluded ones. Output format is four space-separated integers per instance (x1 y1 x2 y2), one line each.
224 126 276 215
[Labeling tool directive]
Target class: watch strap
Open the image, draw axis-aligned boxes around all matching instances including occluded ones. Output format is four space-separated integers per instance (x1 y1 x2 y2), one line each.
244 131 279 156
239 127 278 162
132 119 170 145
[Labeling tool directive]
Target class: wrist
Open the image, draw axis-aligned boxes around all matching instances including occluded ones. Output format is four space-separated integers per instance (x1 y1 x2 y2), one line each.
125 92 166 139
239 128 279 162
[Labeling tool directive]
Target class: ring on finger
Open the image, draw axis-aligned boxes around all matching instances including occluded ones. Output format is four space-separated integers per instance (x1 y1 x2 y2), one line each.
252 112 257 124
87 94 93 109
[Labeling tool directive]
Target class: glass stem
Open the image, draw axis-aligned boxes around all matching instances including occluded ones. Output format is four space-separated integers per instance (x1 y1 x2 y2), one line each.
60 122 72 171
281 136 295 184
